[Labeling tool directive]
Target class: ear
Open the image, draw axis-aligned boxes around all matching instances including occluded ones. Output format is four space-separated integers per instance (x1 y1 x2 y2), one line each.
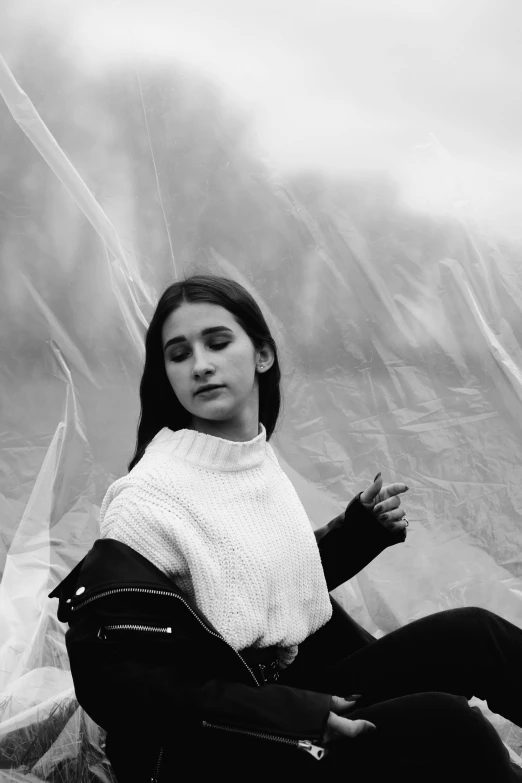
256 343 275 372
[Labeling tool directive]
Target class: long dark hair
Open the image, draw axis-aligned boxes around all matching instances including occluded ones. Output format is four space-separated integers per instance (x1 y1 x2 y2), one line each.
128 274 282 471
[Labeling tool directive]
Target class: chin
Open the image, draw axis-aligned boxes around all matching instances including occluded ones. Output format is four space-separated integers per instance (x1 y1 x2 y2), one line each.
204 410 237 421
190 403 235 421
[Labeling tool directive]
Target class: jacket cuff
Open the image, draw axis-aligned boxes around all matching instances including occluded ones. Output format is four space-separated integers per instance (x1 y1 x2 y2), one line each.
317 494 406 591
349 493 407 544
200 680 332 742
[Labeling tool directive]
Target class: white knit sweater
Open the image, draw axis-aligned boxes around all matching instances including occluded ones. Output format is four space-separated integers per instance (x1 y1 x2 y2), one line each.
99 423 332 665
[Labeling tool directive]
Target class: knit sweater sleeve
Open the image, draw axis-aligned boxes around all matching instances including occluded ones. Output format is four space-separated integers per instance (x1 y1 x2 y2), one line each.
99 473 189 581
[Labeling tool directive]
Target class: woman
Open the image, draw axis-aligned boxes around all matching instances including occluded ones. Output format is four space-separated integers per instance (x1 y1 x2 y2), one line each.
49 274 522 782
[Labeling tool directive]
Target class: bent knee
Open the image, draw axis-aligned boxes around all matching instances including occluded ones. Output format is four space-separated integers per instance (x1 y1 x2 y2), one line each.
457 606 496 625
414 691 468 713
409 693 495 736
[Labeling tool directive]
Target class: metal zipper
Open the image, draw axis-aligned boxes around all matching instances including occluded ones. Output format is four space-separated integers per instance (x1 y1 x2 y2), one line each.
98 623 172 640
72 586 260 686
76 587 321 778
202 721 325 760
151 745 164 783
77 586 258 781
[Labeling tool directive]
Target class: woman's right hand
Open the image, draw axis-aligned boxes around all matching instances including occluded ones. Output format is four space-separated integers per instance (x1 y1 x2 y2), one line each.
323 695 377 744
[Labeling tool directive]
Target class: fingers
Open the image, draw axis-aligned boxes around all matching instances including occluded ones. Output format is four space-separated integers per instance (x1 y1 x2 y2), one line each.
342 719 377 738
382 482 409 498
327 713 377 741
374 496 401 515
374 486 409 529
375 498 405 526
361 477 409 507
387 520 408 534
331 695 361 714
378 508 408 530
359 473 383 505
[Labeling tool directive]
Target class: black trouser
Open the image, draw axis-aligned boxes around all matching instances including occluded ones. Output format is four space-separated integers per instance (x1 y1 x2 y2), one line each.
278 606 522 782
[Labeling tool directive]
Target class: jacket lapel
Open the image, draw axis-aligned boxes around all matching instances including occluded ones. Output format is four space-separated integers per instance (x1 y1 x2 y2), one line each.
48 538 221 636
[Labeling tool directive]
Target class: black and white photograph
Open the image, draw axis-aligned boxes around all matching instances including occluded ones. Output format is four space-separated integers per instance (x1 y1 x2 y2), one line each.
1 1 522 780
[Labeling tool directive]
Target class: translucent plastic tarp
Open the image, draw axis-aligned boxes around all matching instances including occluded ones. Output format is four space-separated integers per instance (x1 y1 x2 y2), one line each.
1 2 522 779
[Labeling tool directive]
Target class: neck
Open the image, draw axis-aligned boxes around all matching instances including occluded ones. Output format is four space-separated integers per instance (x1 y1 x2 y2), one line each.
189 413 260 442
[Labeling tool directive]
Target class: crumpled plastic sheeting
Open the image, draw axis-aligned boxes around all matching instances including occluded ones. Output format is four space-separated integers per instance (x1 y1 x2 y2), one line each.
1 20 522 781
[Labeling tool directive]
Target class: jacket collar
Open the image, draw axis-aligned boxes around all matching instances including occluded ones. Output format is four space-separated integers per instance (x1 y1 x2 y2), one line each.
48 538 207 627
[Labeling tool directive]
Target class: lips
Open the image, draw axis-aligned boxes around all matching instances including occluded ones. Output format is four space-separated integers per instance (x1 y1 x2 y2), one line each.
195 385 224 396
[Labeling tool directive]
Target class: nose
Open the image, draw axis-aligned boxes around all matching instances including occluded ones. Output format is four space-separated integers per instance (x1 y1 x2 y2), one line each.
192 346 215 378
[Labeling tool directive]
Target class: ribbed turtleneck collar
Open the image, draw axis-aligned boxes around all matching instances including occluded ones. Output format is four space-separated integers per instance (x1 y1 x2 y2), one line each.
146 423 267 472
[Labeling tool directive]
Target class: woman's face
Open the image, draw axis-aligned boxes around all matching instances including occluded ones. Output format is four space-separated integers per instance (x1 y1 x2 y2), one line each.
162 301 273 434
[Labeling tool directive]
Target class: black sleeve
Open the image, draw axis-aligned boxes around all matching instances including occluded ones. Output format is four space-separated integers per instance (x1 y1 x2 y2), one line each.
65 621 332 748
316 494 406 591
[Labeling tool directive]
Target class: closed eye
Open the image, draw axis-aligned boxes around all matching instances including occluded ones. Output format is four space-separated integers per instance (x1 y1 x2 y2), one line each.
169 341 230 363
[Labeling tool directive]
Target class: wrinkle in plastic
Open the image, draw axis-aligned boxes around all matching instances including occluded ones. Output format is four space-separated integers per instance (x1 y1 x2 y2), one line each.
1 24 522 782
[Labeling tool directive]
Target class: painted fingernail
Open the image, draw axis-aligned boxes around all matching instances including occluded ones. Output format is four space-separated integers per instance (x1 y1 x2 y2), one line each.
379 514 387 521
405 485 410 491
374 505 381 514
374 472 381 481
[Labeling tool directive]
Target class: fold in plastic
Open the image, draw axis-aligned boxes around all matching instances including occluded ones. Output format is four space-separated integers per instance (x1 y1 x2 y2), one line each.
0 29 521 781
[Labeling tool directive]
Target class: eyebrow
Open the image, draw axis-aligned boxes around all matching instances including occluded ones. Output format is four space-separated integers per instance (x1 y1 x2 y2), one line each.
163 326 234 352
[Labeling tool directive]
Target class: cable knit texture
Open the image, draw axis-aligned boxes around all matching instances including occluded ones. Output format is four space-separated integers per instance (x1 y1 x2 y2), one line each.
99 424 332 666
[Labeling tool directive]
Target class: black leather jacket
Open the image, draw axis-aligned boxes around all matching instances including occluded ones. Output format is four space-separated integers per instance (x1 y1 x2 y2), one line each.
49 494 405 781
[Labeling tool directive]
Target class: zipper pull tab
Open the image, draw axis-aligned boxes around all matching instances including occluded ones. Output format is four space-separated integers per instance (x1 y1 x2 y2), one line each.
297 740 326 760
